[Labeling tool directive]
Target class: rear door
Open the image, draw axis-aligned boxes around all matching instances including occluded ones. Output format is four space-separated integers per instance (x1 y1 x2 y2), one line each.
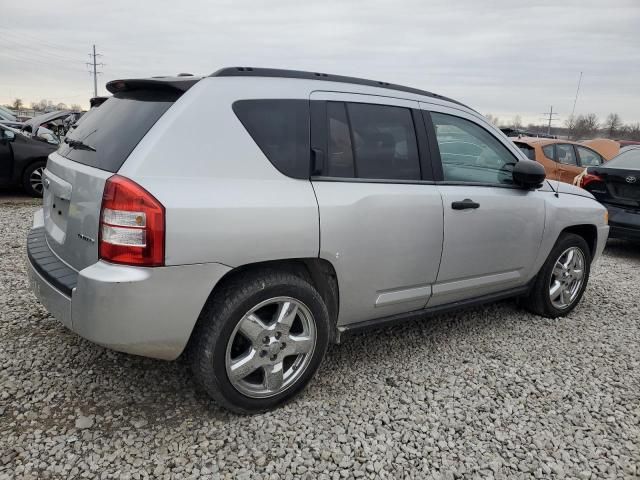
555 143 582 184
43 88 182 271
310 91 444 326
422 104 546 306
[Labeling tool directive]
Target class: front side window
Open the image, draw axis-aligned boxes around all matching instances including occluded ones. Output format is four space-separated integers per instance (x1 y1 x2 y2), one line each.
556 144 577 165
576 146 603 167
431 112 518 184
233 99 310 179
515 142 535 160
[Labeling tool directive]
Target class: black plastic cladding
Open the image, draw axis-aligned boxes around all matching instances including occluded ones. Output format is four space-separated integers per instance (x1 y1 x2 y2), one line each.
210 67 473 111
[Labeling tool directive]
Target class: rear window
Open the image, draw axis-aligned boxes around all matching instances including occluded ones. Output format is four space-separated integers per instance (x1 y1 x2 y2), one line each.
233 99 310 179
515 142 535 160
58 90 178 173
607 148 640 170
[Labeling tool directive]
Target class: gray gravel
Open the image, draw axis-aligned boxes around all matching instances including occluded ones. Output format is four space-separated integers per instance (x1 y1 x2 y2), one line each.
1 194 639 479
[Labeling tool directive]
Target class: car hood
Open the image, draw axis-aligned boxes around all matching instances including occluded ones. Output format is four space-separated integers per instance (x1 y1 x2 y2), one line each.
548 180 595 199
23 110 72 131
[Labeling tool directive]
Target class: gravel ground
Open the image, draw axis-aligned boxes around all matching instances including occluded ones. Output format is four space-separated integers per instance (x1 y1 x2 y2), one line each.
1 194 639 480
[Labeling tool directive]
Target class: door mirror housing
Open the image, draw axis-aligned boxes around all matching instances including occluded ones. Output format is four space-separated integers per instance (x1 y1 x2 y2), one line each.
512 159 546 189
1 129 16 142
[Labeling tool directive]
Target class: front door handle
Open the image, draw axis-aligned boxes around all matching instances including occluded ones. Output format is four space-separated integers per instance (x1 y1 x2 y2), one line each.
451 199 480 210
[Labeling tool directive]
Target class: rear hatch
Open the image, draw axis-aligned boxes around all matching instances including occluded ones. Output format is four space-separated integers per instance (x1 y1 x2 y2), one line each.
43 77 198 271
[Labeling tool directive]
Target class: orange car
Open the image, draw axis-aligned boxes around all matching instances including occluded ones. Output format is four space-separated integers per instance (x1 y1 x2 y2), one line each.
512 138 606 184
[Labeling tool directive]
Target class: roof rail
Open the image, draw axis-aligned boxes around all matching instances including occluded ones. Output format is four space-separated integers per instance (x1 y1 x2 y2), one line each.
210 67 471 109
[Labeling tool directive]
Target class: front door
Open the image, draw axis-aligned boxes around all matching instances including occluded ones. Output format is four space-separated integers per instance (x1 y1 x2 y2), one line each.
423 106 546 306
310 92 444 326
0 129 14 182
555 143 582 184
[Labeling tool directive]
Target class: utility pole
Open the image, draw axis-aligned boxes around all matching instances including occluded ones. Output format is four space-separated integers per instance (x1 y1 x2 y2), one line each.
540 106 559 136
86 45 104 98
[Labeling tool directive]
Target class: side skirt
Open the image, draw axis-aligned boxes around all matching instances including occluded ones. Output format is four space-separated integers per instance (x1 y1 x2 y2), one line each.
335 284 531 342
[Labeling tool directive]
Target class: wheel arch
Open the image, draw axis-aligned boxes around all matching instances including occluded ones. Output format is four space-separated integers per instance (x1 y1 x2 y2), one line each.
186 258 341 354
559 224 597 258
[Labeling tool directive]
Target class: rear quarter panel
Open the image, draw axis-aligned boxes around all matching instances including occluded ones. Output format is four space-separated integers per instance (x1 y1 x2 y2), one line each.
118 78 320 267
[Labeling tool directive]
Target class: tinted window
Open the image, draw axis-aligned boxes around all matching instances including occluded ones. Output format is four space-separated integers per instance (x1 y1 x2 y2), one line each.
515 142 535 160
576 146 603 167
431 112 518 184
607 148 640 170
556 144 577 165
346 103 420 180
59 90 178 173
233 99 310 179
327 102 355 177
542 144 555 160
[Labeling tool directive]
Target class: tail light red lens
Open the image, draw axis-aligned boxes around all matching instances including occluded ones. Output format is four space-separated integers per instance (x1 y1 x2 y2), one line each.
579 172 603 189
99 175 165 266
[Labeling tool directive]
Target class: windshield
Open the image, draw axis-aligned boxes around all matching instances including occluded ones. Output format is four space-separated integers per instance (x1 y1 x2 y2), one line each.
59 90 178 173
606 148 640 170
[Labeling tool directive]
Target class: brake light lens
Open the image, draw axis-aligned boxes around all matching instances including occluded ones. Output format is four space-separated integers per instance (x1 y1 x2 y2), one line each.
99 175 165 266
579 172 603 189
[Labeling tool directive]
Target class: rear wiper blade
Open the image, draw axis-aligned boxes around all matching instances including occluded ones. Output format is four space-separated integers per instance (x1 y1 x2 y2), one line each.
64 137 96 152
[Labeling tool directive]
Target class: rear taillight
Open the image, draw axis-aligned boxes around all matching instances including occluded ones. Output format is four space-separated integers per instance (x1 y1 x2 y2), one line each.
99 175 165 267
579 172 603 189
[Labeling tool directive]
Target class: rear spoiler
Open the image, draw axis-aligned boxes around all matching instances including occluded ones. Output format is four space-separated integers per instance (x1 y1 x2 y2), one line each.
106 76 201 94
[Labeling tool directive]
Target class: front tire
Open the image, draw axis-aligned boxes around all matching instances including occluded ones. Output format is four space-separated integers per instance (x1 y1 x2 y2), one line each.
523 233 591 318
191 270 330 413
22 161 46 197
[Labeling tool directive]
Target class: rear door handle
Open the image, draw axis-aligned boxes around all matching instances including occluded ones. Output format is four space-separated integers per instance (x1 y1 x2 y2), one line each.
451 199 480 210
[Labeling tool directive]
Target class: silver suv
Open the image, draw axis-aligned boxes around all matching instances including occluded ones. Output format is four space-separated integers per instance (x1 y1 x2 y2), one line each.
27 67 609 412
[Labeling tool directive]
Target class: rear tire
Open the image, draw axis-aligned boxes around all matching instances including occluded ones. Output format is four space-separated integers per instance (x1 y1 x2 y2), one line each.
523 233 591 318
22 161 46 197
190 270 330 413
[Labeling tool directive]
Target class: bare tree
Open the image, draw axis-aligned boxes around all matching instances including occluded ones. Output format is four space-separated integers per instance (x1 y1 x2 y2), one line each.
564 115 577 139
512 115 523 129
484 113 500 126
55 102 68 111
604 113 622 138
70 104 82 112
12 98 23 110
572 114 600 140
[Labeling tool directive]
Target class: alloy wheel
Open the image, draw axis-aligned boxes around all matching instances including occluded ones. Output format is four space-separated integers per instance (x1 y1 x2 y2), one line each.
225 297 317 398
549 246 585 310
30 166 45 195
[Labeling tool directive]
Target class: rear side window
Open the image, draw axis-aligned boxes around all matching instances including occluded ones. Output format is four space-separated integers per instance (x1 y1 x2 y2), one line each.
576 146 603 166
326 102 421 180
556 144 577 165
59 90 179 173
233 99 310 179
515 142 535 160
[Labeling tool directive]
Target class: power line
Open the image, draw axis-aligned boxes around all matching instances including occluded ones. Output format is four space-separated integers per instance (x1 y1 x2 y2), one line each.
86 45 104 98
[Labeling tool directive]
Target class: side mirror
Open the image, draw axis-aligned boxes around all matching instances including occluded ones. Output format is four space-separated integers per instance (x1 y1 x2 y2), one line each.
512 159 546 189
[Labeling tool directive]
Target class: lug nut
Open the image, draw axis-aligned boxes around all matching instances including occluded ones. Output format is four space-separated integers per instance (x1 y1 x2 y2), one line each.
280 342 287 350
275 331 282 339
270 354 277 361
260 350 267 357
262 336 270 344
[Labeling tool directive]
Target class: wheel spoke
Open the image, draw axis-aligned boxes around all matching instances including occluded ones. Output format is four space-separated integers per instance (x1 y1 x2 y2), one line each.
563 249 574 269
572 268 584 281
275 301 298 330
263 362 284 391
238 313 267 343
285 335 313 356
229 349 261 381
553 263 565 278
549 281 562 300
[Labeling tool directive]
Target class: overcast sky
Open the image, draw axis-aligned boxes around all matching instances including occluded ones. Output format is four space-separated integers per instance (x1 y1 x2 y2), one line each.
1 0 639 126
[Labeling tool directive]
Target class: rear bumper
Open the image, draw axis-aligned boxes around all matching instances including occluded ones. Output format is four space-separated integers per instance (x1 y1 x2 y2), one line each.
604 203 640 240
27 214 231 360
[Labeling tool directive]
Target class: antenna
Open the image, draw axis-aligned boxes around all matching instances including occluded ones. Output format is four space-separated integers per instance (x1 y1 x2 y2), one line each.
570 71 583 120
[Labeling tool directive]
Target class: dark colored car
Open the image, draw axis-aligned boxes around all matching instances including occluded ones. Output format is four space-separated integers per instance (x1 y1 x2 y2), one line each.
579 146 640 240
0 124 57 196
